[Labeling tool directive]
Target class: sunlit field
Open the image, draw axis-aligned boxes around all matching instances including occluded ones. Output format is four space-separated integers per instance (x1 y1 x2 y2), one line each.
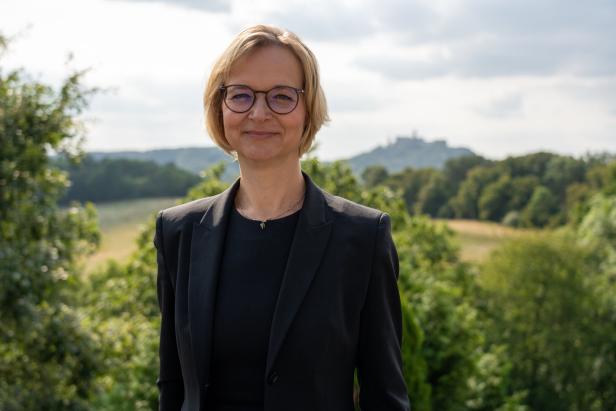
442 219 535 262
84 197 180 273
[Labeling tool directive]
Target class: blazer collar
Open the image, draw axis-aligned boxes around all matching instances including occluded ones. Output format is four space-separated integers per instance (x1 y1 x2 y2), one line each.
197 170 331 229
188 171 333 385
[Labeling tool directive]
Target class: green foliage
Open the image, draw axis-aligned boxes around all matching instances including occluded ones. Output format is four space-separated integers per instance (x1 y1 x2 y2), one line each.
361 164 389 188
0 303 102 411
591 160 616 196
185 161 230 201
80 246 159 410
450 166 501 219
383 167 438 215
520 186 559 227
479 231 616 410
400 294 431 411
379 151 613 228
78 163 232 409
507 176 539 211
394 217 509 411
542 155 587 196
442 155 492 191
478 175 512 221
302 158 363 202
416 173 454 217
576 194 616 409
501 152 557 179
0 41 101 408
578 193 616 281
465 345 528 411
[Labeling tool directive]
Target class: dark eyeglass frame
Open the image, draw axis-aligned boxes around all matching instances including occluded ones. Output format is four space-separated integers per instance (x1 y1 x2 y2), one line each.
220 84 305 115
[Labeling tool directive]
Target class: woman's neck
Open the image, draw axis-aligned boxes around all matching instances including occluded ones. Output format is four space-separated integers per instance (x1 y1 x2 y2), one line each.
235 159 305 221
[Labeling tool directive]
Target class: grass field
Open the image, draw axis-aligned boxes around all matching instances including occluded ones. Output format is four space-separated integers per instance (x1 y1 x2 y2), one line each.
84 197 180 273
441 219 534 263
84 197 532 271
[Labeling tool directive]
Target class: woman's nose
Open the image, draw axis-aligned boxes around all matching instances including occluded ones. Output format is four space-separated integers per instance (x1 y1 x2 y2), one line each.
248 94 272 120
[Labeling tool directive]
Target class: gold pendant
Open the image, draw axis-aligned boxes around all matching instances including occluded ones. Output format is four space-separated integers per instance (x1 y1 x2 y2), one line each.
260 221 266 230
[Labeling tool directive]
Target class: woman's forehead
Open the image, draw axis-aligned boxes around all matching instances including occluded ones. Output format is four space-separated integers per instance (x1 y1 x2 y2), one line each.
226 46 304 88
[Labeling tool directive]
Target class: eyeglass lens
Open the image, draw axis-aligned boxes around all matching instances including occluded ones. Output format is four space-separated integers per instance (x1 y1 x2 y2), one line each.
224 85 300 114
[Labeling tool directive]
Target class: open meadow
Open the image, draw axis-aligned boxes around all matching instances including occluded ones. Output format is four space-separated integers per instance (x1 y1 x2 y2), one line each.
84 197 180 273
441 219 535 262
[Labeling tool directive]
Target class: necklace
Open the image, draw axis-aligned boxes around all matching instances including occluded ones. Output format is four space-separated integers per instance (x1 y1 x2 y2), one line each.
236 193 305 230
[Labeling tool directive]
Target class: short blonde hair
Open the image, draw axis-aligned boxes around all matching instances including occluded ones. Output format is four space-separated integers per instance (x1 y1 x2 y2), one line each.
204 24 329 156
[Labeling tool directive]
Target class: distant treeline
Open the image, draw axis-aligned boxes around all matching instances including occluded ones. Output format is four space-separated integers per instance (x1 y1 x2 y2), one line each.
58 152 616 229
58 156 201 204
363 152 616 227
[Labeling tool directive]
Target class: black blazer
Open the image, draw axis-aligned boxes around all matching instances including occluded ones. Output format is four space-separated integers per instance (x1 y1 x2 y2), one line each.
154 172 410 411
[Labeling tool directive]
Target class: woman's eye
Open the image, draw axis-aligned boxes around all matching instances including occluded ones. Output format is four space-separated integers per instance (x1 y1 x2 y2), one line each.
272 93 293 101
230 93 252 101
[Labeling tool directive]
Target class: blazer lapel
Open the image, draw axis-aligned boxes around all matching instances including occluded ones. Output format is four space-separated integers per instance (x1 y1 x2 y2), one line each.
265 173 333 376
188 179 240 386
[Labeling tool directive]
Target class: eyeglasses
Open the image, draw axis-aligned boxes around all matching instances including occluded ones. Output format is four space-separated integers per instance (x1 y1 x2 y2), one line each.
220 84 305 115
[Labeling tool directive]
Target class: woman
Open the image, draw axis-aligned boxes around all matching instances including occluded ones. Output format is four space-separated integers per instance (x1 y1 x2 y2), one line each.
154 25 410 411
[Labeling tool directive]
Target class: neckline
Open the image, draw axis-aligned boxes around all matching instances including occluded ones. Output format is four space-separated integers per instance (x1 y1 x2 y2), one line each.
232 206 301 225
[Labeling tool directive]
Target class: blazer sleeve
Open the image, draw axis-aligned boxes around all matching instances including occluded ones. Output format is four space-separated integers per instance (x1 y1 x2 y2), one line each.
357 213 410 411
154 211 184 410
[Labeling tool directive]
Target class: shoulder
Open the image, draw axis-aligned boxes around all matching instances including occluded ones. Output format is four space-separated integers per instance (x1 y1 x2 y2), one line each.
157 192 221 230
320 189 388 229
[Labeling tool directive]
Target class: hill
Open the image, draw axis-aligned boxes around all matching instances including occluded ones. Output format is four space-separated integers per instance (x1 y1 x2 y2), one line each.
345 136 476 174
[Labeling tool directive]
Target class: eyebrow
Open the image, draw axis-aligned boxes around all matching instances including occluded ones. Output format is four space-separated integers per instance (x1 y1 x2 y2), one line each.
226 83 302 90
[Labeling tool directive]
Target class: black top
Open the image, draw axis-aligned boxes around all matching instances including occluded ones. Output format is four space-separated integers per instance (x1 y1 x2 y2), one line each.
207 206 300 411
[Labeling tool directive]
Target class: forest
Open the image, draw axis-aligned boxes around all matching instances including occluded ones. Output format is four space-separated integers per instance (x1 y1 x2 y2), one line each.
57 156 201 204
2 36 616 411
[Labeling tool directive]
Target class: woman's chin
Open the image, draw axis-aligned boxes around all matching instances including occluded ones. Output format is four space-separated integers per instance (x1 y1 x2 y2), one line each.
237 147 299 166
238 148 282 163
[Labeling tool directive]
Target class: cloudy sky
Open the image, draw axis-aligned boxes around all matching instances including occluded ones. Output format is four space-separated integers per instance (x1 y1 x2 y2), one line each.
1 0 615 160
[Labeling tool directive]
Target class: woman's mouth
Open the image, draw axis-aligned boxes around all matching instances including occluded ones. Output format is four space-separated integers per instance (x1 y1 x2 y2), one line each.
244 130 278 138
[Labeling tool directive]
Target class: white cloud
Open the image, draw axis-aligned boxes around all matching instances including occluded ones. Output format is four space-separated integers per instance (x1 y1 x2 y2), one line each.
105 0 230 12
475 94 524 119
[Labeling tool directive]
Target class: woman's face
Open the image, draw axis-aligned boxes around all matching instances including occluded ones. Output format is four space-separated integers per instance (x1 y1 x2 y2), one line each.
222 45 306 165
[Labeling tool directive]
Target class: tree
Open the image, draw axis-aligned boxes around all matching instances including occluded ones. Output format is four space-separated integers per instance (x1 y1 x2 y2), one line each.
442 155 491 193
478 175 512 221
450 166 501 219
576 194 616 409
542 156 586 198
507 176 539 211
520 186 559 227
589 160 616 196
0 36 101 409
59 156 201 203
479 232 614 410
501 152 557 179
416 173 454 217
361 164 389 188
384 167 439 215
